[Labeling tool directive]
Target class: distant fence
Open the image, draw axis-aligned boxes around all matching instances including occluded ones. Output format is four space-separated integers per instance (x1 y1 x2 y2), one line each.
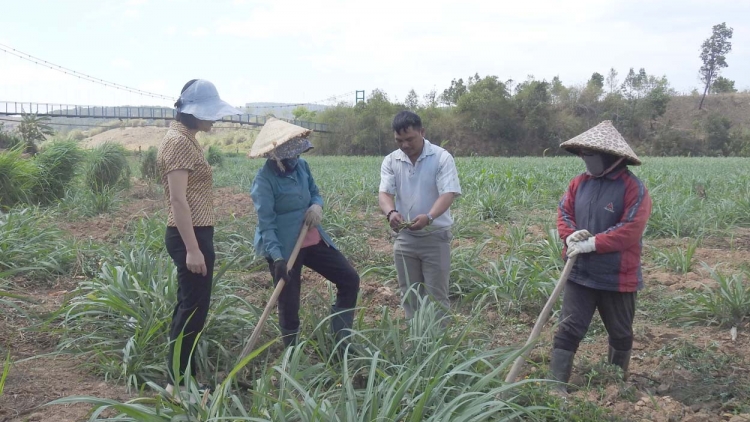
0 101 329 132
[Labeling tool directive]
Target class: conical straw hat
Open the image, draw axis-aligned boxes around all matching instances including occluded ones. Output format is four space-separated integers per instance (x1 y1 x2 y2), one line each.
560 120 641 165
248 117 313 158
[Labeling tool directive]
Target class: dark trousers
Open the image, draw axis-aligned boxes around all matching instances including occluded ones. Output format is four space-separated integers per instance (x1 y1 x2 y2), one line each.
553 281 636 352
165 226 215 383
267 241 360 331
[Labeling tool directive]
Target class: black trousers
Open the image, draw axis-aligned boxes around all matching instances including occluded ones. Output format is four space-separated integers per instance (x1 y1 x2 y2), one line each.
553 281 636 352
267 241 360 331
165 226 215 383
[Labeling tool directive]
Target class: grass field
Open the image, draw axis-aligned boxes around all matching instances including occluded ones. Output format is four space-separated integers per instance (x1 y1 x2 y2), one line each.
1 155 750 421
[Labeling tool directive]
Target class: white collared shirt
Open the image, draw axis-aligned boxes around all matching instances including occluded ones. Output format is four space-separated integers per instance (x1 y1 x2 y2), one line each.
379 139 462 231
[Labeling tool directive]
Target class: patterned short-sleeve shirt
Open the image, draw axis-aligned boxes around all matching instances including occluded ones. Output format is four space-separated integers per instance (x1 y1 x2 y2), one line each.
157 121 214 227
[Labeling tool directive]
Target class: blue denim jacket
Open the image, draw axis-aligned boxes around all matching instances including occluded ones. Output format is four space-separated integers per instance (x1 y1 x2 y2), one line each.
250 158 335 261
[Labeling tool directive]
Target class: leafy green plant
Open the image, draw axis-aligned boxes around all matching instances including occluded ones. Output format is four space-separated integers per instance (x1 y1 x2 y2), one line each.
18 112 54 154
51 303 556 421
672 263 750 327
80 186 121 216
206 145 224 167
475 186 512 221
139 146 159 181
579 359 625 388
0 208 74 278
123 216 166 254
453 249 556 316
0 351 10 397
651 238 699 274
56 245 258 391
0 147 40 209
85 142 130 193
35 140 85 202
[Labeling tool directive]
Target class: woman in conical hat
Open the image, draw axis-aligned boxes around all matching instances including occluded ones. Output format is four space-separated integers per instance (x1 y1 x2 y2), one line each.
549 120 652 395
157 79 242 399
249 118 360 353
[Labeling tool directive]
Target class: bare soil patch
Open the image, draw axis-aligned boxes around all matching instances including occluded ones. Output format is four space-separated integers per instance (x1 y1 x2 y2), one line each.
1 280 135 422
82 127 168 151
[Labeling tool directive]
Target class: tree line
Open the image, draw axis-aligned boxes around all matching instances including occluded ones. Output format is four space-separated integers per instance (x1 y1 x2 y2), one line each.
299 22 746 157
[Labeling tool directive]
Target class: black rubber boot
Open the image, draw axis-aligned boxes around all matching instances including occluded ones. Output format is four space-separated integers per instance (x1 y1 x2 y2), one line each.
280 327 299 348
330 306 356 357
549 348 576 395
608 346 632 381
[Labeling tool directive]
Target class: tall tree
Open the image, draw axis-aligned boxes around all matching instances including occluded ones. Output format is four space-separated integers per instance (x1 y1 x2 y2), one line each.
456 75 518 153
423 89 438 108
698 22 733 110
440 78 467 106
587 72 604 92
405 89 420 109
621 68 647 103
550 76 567 105
605 68 620 95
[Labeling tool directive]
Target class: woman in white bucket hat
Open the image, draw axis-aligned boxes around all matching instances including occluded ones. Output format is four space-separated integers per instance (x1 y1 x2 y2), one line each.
157 79 241 399
249 118 360 356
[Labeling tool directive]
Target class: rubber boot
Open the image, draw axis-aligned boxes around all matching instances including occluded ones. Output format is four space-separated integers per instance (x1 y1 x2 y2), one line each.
280 327 299 348
608 346 632 381
330 306 356 357
549 348 576 395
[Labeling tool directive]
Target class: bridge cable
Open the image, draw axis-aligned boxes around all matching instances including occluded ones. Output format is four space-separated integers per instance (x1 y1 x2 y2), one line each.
0 43 176 101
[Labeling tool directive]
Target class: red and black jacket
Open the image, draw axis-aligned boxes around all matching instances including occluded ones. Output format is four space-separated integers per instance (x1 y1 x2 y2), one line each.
557 168 652 292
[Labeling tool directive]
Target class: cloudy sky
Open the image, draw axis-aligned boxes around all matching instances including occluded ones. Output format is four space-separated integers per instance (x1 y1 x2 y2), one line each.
0 0 748 108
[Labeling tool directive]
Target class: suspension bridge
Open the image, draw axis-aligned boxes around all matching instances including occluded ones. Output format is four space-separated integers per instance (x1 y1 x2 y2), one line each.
0 101 330 132
0 42 356 134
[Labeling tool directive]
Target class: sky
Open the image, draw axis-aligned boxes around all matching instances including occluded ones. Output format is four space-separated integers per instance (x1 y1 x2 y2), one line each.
0 0 748 109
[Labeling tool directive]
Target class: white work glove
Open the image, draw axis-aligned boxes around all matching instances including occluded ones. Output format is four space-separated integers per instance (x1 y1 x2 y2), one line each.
304 204 323 227
567 237 596 257
566 229 592 246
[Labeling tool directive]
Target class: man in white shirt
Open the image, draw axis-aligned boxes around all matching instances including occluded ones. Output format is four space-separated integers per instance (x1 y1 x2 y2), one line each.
378 111 462 323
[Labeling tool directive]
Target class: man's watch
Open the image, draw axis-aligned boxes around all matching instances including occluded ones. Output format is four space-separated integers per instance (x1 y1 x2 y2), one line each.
427 213 434 225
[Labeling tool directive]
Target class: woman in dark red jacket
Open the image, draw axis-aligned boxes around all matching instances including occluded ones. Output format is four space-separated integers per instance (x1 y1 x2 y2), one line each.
550 120 652 395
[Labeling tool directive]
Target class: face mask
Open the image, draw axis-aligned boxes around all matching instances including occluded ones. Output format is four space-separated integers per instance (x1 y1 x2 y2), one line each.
281 158 298 171
582 154 606 176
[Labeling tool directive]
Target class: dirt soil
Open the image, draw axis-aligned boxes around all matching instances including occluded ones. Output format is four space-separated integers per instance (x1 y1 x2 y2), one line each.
3 185 750 421
82 127 169 151
0 279 134 422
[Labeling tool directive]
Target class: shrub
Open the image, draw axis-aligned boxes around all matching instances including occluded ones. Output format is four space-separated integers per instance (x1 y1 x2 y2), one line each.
139 146 159 181
80 186 121 217
35 140 85 203
66 129 86 141
0 147 41 209
0 128 23 150
206 145 224 166
85 142 130 193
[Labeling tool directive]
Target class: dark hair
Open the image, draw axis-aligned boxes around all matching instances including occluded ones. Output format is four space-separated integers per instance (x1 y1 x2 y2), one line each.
392 110 422 134
175 112 201 129
174 79 200 129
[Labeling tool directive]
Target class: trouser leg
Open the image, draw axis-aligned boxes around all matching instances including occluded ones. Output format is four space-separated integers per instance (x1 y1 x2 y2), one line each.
166 226 215 384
